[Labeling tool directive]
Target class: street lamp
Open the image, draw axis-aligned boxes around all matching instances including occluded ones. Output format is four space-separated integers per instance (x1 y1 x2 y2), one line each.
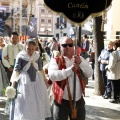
59 23 64 37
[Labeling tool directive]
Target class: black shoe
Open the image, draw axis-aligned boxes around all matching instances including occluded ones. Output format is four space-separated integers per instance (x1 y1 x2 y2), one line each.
103 95 111 99
118 99 120 104
109 99 118 103
102 95 105 97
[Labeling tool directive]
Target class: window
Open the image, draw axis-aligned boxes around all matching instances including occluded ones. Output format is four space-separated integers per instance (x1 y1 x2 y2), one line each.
56 34 59 39
63 20 67 28
103 32 107 39
41 9 45 13
41 19 45 23
40 28 45 32
116 31 120 39
48 19 51 23
60 16 63 24
56 17 59 29
22 6 27 17
63 33 67 36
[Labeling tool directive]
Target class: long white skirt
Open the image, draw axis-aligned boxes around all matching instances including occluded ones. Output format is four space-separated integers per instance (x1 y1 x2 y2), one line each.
10 71 51 120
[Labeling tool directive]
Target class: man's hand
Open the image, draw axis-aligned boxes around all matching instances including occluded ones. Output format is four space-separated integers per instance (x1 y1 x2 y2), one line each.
71 63 79 72
8 67 13 72
71 55 81 72
73 55 82 65
4 55 9 60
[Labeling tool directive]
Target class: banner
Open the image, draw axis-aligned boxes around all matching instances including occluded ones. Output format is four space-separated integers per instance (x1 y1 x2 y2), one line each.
0 7 10 34
44 0 112 25
27 17 37 38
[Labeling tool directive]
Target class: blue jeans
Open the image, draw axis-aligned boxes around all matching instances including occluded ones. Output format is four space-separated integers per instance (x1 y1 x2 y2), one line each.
102 71 111 96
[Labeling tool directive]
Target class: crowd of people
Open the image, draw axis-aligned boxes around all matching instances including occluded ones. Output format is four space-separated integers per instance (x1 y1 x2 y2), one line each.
0 32 93 120
0 32 119 120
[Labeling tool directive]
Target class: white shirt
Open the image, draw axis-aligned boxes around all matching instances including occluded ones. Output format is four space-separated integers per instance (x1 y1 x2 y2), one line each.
2 43 23 68
48 56 93 101
13 44 21 59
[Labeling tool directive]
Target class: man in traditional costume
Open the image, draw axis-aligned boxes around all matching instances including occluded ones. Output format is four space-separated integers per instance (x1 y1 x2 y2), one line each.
48 37 93 120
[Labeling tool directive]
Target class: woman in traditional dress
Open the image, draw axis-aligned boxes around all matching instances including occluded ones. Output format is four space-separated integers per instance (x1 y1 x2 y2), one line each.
9 39 51 120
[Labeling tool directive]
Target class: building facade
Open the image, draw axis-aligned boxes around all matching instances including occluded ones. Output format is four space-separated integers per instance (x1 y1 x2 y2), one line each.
104 0 120 40
0 0 120 41
37 3 54 38
0 0 36 38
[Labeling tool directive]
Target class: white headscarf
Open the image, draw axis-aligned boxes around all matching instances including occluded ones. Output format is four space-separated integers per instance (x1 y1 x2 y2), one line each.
17 50 40 71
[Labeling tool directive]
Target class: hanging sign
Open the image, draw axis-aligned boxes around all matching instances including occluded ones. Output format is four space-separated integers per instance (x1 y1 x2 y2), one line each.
44 0 112 25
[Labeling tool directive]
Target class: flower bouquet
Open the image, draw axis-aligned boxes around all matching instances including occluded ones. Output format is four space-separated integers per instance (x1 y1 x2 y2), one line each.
4 86 16 115
5 86 16 99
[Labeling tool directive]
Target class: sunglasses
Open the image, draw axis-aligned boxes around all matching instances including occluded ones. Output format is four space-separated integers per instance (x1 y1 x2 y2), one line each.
61 43 73 48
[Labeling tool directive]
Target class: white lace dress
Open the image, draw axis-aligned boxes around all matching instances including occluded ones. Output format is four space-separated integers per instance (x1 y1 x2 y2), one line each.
10 51 51 120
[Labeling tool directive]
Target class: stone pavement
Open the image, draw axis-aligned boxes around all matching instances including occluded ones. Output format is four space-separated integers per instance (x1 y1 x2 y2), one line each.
0 97 9 120
0 79 120 120
85 79 120 120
